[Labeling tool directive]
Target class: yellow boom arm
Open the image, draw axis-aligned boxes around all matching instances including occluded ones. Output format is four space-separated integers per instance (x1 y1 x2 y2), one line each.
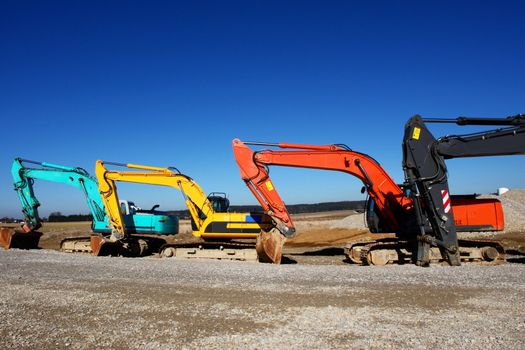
96 160 214 238
95 160 273 240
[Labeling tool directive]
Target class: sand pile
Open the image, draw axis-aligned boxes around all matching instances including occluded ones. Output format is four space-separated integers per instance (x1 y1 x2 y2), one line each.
496 189 525 233
330 210 367 230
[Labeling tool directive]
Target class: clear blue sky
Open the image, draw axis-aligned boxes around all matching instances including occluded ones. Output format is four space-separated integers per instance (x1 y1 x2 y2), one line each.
1 0 523 217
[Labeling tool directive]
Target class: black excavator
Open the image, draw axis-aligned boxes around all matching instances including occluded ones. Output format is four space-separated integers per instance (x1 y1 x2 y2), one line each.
402 113 524 266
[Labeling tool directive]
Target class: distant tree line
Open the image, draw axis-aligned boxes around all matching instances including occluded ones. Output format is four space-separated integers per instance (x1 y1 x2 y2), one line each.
169 200 366 220
0 217 19 223
48 212 93 222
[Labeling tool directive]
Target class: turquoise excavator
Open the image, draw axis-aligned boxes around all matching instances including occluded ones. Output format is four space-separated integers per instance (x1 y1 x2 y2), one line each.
0 158 178 252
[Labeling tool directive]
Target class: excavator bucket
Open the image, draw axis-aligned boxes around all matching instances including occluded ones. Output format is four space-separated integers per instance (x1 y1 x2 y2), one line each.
90 234 155 257
90 234 122 256
256 230 286 264
0 228 42 250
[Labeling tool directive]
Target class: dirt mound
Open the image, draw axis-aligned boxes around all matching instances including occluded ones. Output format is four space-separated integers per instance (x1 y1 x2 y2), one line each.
498 189 525 233
285 228 369 247
329 212 367 230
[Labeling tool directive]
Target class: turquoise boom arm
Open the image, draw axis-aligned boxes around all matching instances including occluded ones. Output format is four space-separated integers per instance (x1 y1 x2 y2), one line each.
11 158 107 232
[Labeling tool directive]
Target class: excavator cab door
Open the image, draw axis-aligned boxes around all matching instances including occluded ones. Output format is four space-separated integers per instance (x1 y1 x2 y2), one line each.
365 198 381 233
207 192 230 213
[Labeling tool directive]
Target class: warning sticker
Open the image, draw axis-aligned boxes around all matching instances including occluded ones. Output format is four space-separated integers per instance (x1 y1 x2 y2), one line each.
441 189 451 213
265 181 274 191
412 127 421 140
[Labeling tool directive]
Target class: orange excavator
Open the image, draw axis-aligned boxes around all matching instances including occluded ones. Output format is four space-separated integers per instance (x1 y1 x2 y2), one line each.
233 114 524 266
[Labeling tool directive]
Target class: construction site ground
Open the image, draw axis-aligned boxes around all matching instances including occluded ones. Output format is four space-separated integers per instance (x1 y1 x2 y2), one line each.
1 202 525 349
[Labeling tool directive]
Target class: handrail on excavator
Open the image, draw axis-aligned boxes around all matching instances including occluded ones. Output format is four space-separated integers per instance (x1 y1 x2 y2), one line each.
17 158 84 172
423 113 524 126
242 140 348 151
99 161 179 173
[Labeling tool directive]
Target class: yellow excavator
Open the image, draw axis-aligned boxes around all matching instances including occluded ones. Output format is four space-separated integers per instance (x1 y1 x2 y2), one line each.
90 160 279 262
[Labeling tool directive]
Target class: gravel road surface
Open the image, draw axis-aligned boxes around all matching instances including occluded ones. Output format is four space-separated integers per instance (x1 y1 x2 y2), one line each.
1 249 524 349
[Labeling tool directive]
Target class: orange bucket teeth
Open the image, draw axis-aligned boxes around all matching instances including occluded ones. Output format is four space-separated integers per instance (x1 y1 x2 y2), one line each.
255 230 286 264
0 228 42 250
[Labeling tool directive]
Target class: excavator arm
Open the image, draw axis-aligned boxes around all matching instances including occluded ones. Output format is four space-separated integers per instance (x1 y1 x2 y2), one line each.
95 160 213 240
2 158 107 251
232 139 413 237
11 158 106 232
403 114 525 265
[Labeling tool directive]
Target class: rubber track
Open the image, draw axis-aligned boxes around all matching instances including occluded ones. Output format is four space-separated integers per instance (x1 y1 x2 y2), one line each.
159 240 256 252
347 238 505 265
60 236 92 253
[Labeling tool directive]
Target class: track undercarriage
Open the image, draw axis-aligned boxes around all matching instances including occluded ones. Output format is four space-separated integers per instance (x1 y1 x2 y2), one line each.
155 230 285 263
59 230 286 263
4 224 503 267
159 241 259 261
60 234 167 257
345 237 505 266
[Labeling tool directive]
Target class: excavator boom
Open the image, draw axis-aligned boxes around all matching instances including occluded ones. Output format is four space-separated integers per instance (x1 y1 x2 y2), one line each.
11 158 106 232
3 158 107 250
96 161 213 237
233 139 412 236
233 139 496 237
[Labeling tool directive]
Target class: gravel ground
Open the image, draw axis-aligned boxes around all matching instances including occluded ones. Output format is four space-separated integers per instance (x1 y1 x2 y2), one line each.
1 249 524 349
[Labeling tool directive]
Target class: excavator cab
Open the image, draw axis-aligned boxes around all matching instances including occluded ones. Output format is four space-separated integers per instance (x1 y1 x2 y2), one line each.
207 192 230 213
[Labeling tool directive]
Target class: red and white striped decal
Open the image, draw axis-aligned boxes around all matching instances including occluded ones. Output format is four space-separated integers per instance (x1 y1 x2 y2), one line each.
441 189 451 213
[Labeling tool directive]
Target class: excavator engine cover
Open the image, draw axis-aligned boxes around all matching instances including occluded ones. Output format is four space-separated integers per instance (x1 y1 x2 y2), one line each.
256 230 286 264
0 228 42 250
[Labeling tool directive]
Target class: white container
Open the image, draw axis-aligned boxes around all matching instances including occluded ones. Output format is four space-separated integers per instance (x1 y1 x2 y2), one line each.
497 187 509 195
